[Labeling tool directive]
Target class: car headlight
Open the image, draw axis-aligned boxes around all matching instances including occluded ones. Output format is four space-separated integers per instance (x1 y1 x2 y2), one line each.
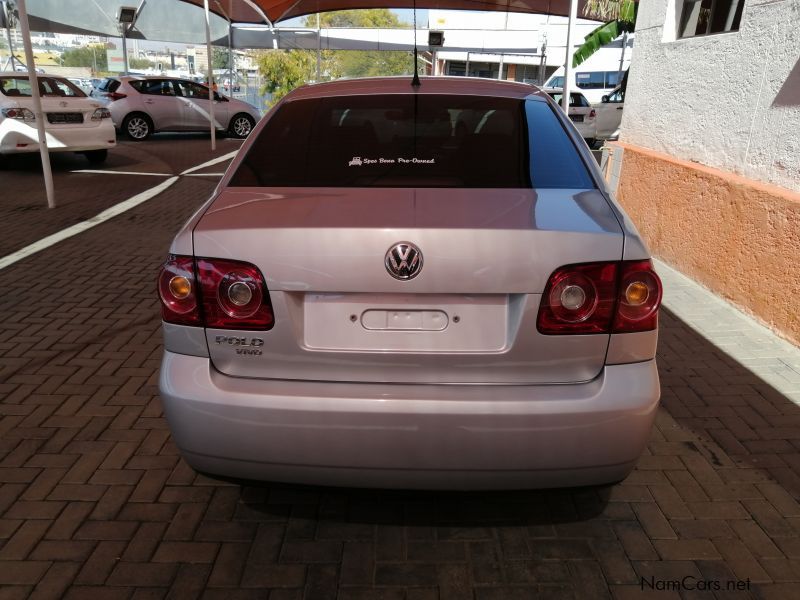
91 108 112 121
1 108 35 122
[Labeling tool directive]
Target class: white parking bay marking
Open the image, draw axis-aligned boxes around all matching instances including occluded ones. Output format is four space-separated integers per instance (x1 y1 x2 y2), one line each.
0 177 178 271
185 173 225 177
181 151 238 175
72 169 174 176
0 150 239 271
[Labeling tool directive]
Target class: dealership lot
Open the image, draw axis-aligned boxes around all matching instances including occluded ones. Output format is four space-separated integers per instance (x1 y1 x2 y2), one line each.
1 138 800 599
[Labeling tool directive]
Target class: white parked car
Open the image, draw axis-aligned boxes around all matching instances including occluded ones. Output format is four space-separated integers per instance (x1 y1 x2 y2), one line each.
95 76 261 140
544 88 597 147
0 72 115 164
595 86 625 141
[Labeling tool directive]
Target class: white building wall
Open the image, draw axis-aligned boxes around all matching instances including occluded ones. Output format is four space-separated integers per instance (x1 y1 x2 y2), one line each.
621 0 800 192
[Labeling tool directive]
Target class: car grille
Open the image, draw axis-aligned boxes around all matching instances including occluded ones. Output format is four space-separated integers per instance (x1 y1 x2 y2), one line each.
569 114 584 123
46 112 84 124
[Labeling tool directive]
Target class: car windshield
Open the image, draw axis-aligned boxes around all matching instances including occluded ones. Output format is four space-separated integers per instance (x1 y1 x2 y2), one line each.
0 76 86 98
230 94 593 189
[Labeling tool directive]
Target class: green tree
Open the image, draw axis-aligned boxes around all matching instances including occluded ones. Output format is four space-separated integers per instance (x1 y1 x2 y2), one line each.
255 49 340 107
61 45 108 71
573 0 637 69
212 46 229 70
256 10 413 107
304 9 414 79
129 57 153 70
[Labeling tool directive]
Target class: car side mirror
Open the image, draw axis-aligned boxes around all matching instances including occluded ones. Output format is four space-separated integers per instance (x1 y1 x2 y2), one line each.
601 95 610 103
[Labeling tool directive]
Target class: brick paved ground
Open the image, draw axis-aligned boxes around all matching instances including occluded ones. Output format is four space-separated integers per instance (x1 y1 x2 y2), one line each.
1 139 800 599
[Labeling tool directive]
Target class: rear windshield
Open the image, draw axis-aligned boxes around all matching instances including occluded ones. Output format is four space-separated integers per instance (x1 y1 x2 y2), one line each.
546 92 590 108
0 76 86 98
230 94 593 189
98 78 120 92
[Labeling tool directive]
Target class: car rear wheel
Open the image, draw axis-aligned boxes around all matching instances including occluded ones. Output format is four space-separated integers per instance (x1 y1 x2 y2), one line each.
84 150 108 165
123 113 152 141
229 113 255 139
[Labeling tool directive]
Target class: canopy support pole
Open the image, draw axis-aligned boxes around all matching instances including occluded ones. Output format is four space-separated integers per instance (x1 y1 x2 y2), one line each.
562 0 578 114
17 0 55 209
204 0 216 151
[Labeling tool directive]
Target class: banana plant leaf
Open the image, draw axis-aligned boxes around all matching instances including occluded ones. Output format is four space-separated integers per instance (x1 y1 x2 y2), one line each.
573 0 637 68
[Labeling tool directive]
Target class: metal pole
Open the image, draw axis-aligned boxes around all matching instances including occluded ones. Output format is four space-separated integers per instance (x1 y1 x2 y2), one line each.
121 24 128 75
562 0 578 114
5 24 15 70
16 0 55 208
617 31 627 88
465 52 470 77
538 35 547 85
498 54 504 80
203 0 216 151
316 12 321 81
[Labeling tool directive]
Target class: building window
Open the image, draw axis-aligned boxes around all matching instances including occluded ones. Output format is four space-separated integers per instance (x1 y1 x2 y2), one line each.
679 0 745 38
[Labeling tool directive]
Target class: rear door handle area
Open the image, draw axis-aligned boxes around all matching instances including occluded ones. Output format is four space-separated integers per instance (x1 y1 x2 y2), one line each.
144 99 154 104
617 106 624 110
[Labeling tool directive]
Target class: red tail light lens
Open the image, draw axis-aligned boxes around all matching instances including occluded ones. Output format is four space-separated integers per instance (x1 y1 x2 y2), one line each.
106 92 127 101
589 109 596 119
537 260 663 335
158 256 274 330
612 260 662 333
158 255 201 326
537 262 618 334
196 258 274 330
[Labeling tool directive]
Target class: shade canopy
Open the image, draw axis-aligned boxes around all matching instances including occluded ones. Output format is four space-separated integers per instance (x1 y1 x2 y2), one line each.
185 0 590 25
19 0 591 46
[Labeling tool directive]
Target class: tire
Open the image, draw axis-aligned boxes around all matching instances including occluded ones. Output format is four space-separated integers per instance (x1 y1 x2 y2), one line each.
123 113 152 141
84 149 108 165
228 113 255 139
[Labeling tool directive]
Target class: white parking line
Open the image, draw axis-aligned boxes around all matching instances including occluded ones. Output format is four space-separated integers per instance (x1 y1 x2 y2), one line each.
0 149 239 272
0 177 179 271
72 169 173 177
181 151 238 175
185 173 225 177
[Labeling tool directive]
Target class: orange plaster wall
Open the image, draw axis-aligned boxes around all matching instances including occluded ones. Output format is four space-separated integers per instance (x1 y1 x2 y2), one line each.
611 142 800 346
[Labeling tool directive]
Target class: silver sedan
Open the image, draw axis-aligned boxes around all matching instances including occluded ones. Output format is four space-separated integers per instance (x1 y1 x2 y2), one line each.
158 76 662 490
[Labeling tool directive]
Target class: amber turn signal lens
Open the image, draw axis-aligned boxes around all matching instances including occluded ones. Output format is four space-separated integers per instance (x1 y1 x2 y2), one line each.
625 281 649 306
169 276 192 299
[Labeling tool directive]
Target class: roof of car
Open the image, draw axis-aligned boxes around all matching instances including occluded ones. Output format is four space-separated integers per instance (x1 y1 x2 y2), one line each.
284 76 547 102
542 88 587 96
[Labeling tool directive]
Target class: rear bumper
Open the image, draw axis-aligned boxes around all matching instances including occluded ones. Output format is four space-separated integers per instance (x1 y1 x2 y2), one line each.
159 351 660 489
0 121 116 154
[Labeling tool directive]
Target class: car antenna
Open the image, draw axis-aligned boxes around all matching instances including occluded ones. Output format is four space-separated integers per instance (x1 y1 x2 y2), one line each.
411 0 420 87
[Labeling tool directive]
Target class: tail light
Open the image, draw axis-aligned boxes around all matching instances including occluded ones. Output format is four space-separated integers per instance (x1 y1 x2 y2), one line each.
537 260 662 335
2 107 35 122
158 255 274 331
589 109 596 119
158 255 201 326
612 260 662 333
105 92 127 101
91 108 111 121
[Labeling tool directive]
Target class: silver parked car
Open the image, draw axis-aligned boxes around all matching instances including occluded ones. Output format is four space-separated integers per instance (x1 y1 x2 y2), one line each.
95 76 260 140
158 77 662 490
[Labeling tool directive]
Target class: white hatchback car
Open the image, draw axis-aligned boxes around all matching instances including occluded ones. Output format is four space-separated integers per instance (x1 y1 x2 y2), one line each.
544 88 597 147
0 72 115 164
97 76 261 140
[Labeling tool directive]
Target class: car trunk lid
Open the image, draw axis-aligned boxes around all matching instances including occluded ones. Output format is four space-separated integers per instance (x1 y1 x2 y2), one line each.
193 187 624 384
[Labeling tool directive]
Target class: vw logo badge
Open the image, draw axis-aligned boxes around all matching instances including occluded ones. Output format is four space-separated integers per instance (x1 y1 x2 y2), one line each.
385 242 423 280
